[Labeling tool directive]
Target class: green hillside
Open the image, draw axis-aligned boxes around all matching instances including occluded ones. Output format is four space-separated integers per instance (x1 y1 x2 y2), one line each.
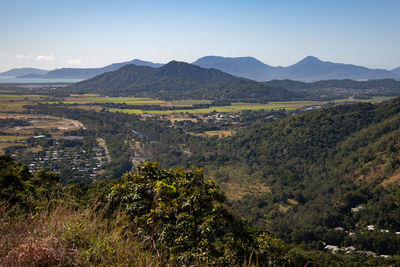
190 97 400 254
67 61 302 102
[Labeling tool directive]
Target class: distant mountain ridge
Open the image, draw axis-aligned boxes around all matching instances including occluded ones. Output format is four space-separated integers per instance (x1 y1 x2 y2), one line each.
392 67 400 76
192 56 279 81
67 61 300 102
15 59 163 79
0 68 48 77
193 56 399 81
2 56 399 81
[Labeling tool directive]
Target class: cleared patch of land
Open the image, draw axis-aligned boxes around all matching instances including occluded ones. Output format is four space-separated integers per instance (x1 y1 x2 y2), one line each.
190 130 235 137
0 113 85 155
0 113 84 139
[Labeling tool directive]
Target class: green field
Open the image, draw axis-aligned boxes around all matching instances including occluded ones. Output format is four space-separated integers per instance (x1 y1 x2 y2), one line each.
359 96 395 102
0 94 50 112
170 100 212 107
0 136 28 141
1 91 396 116
46 95 169 105
0 94 46 101
110 102 303 115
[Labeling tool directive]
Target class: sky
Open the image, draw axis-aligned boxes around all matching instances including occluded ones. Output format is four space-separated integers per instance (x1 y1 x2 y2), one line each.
1 0 399 72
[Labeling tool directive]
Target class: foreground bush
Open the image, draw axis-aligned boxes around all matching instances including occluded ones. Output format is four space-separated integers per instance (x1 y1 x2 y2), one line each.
1 158 289 266
108 162 289 265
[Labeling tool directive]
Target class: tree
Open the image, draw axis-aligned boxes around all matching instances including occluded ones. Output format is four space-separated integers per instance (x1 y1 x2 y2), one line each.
108 162 289 265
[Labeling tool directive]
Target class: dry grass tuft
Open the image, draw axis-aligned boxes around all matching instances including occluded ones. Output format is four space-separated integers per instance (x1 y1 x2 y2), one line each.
1 238 76 267
0 197 162 266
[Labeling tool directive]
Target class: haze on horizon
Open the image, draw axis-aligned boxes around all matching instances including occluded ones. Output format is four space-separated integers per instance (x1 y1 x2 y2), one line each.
1 0 399 72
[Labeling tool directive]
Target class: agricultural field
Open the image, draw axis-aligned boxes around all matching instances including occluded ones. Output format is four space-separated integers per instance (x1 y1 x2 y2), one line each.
170 99 212 107
0 94 50 112
1 85 396 116
45 95 170 106
0 113 84 153
109 103 292 115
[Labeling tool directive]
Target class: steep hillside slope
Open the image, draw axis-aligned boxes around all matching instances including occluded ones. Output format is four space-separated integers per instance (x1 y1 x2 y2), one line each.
141 97 400 253
209 98 400 245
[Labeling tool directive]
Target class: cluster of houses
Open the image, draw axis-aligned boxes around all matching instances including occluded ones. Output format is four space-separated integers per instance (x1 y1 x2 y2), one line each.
204 113 240 122
11 141 109 181
324 244 391 258
323 224 400 258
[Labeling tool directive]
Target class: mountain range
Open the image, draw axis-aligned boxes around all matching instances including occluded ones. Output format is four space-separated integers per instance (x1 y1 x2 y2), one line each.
67 61 300 102
392 67 400 76
12 59 162 80
0 68 49 77
1 56 399 82
193 56 399 81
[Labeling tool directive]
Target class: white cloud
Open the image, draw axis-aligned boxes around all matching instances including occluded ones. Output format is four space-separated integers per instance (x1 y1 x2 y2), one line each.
67 57 82 65
26 54 32 58
16 55 25 58
36 54 54 61
301 42 313 51
0 53 8 57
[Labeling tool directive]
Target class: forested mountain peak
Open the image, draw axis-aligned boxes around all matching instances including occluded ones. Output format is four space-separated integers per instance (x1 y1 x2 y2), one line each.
67 60 299 101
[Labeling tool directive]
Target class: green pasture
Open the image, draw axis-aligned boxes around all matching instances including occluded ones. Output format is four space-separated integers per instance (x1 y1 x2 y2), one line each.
109 102 297 115
0 102 29 112
0 94 45 101
170 100 212 107
0 136 28 141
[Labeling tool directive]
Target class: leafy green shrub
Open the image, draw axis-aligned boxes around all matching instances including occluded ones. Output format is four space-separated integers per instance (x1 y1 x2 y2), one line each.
108 162 289 265
0 155 61 209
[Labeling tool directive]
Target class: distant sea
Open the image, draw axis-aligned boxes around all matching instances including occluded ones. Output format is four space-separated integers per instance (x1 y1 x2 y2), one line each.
0 76 83 83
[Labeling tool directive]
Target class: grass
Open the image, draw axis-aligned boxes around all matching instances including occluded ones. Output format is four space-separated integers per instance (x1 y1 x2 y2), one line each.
0 94 45 101
0 198 162 266
0 136 28 141
110 103 297 115
208 165 271 201
0 102 28 112
70 93 100 97
190 130 235 137
361 96 395 102
170 100 212 107
0 143 20 153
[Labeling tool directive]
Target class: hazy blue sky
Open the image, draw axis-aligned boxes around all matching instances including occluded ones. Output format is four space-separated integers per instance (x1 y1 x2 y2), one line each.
1 0 399 72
